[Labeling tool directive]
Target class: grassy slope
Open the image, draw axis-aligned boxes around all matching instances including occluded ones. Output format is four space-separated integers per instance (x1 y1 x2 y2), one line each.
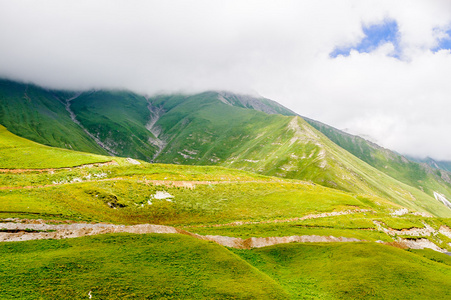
232 242 451 299
69 90 158 160
0 79 106 155
0 234 289 299
305 118 451 208
0 125 110 169
2 152 450 251
1 234 450 299
150 94 450 217
0 163 399 225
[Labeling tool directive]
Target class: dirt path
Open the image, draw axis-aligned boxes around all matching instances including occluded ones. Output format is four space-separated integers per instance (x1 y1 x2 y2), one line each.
0 160 117 173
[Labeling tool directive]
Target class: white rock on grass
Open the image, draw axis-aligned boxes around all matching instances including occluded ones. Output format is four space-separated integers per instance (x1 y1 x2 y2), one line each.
153 191 173 200
126 157 141 165
147 191 174 205
390 208 409 216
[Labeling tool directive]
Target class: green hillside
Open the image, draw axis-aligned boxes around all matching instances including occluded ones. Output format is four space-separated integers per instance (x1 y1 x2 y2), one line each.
69 90 159 160
147 93 450 217
1 235 450 299
304 118 451 212
0 79 107 155
0 125 110 169
232 242 451 299
0 234 289 299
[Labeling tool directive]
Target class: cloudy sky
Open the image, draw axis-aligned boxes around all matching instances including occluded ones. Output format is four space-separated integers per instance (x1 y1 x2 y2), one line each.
1 0 451 160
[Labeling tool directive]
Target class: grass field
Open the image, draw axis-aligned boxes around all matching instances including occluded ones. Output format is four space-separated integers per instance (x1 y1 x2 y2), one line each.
0 233 289 299
0 125 110 169
0 234 449 299
232 242 451 299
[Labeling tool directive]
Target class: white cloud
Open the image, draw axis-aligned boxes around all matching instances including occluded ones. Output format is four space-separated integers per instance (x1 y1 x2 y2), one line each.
1 0 451 159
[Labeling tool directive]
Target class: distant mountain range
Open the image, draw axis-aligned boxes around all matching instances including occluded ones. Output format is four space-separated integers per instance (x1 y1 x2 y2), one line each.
1 78 451 217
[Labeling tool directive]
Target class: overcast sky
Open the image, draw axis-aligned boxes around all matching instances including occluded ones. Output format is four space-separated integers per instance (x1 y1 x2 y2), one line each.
1 0 451 160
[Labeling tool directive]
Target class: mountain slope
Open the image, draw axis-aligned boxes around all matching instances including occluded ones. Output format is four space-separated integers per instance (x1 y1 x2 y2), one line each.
407 156 451 173
0 125 110 168
67 90 159 160
0 79 107 155
147 93 450 217
303 117 451 211
0 234 290 299
219 91 451 207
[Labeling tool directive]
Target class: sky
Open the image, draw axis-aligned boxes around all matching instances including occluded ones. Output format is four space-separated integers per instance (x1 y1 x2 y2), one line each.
1 0 451 160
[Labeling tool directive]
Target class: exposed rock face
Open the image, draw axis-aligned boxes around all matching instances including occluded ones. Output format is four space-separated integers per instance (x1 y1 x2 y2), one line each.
373 220 436 237
145 102 167 161
433 192 451 209
397 238 446 252
0 222 179 242
1 219 448 252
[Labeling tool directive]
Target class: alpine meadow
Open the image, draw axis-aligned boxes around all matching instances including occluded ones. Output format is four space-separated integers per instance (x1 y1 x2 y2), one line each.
1 1 451 299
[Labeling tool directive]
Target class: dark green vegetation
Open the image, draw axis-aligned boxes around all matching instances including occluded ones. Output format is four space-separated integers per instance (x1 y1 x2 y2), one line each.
232 243 451 299
0 79 107 155
1 234 450 299
69 90 159 160
0 234 289 299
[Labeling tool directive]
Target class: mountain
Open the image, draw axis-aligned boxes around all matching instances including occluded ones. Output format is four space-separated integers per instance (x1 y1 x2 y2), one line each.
0 79 107 155
302 118 451 209
407 156 451 173
1 79 451 217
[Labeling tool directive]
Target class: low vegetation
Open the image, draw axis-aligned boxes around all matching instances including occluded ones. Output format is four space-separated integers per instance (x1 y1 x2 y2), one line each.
0 125 110 169
0 234 289 299
232 242 451 299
